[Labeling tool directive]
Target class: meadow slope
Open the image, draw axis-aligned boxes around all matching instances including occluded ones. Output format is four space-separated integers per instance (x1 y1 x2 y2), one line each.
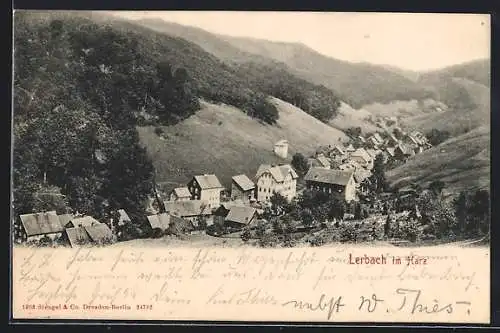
402 78 490 136
138 98 348 193
386 125 490 196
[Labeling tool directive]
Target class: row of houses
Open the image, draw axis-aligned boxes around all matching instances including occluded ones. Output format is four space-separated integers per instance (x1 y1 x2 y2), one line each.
14 210 129 246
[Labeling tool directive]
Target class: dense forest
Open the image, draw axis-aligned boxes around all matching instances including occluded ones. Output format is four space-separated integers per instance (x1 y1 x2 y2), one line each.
12 12 285 227
233 61 342 123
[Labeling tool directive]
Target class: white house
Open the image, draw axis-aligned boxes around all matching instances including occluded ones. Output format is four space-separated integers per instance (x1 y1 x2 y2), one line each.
273 140 289 159
255 164 298 202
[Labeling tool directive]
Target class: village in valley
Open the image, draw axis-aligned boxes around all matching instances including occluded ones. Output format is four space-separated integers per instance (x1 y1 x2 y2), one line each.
12 12 490 250
14 121 440 249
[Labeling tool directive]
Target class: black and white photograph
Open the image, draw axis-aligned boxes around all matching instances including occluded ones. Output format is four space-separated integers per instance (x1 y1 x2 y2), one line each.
11 10 491 323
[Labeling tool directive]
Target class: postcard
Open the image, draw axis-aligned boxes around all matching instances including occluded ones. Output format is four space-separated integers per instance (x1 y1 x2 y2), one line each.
11 10 491 324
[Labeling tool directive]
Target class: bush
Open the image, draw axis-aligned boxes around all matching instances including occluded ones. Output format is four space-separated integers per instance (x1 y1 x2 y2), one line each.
339 223 358 243
258 233 279 247
241 228 251 242
152 227 164 239
154 126 164 136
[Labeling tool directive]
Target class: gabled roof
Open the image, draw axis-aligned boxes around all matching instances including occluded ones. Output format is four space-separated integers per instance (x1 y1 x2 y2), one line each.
193 175 223 189
20 211 63 237
171 187 191 198
118 209 131 223
373 133 383 142
316 154 331 168
357 136 366 143
350 148 372 163
396 144 415 156
255 164 298 182
354 169 372 183
147 213 171 230
304 167 354 186
232 174 255 191
386 147 396 157
65 227 92 247
164 200 212 217
84 224 115 244
168 215 195 234
331 145 345 155
346 144 355 152
225 206 257 225
67 216 101 228
274 139 288 146
57 214 74 228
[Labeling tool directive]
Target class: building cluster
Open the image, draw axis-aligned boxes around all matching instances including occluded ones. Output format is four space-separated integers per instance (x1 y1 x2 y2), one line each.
14 209 128 247
14 130 433 246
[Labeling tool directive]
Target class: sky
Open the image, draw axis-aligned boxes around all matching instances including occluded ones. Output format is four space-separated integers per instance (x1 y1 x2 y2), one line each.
111 11 490 72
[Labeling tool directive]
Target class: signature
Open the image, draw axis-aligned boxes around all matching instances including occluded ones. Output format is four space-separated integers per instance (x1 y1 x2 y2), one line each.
282 294 345 320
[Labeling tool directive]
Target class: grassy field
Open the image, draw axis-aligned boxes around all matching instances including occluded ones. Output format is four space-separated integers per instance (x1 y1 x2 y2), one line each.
387 125 490 196
401 78 490 136
138 97 348 193
328 101 379 133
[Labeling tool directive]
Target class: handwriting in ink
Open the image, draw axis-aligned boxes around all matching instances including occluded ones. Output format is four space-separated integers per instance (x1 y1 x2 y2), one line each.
281 294 345 320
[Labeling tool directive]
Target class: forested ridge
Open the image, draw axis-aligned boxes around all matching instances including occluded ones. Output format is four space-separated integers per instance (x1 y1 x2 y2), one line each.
12 11 283 224
233 61 341 123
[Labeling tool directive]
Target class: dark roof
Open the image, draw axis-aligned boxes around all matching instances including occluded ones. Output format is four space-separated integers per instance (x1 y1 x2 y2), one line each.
171 187 191 198
57 214 74 228
84 224 115 243
304 167 354 186
168 215 195 234
164 200 212 217
225 206 257 225
147 213 171 230
64 227 92 247
316 154 331 168
193 175 223 189
396 144 414 155
20 211 63 237
67 216 101 228
232 174 255 191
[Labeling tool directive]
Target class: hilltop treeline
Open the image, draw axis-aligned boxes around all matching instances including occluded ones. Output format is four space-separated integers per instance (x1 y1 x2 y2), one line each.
234 61 342 123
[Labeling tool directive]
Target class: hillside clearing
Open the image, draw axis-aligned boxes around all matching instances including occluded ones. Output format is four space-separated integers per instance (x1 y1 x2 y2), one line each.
387 125 490 196
138 97 348 193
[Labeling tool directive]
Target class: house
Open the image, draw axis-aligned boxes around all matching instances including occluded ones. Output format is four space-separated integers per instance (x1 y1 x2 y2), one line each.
394 144 415 161
330 145 345 157
308 153 331 169
373 133 383 143
168 215 195 235
164 200 212 224
118 209 131 226
65 216 101 229
57 213 74 228
385 147 396 158
85 223 116 245
146 213 172 231
231 174 256 203
63 227 93 247
273 139 289 159
187 174 224 209
304 167 357 202
345 144 356 152
386 133 400 147
169 187 192 202
62 223 116 248
350 148 373 169
255 164 298 202
224 206 258 230
357 136 366 144
17 211 64 242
